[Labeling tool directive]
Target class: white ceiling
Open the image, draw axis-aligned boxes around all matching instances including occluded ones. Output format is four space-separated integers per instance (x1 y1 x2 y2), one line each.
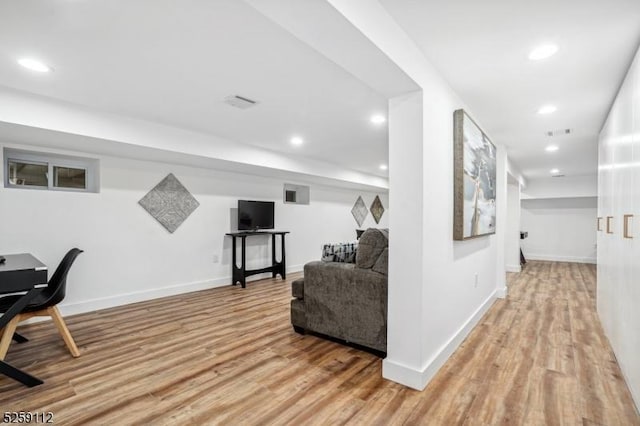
3 1 639 183
380 0 640 180
0 0 415 179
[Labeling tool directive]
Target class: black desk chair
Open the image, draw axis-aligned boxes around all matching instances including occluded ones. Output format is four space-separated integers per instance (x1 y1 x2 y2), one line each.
0 248 83 360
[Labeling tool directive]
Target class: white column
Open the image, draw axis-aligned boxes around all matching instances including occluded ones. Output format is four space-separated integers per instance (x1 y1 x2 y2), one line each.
505 183 522 274
383 91 425 388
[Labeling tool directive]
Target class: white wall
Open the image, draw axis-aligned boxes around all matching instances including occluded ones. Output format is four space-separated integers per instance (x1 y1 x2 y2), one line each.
506 183 522 272
507 158 527 189
597 43 640 411
521 175 597 199
329 0 504 390
495 148 508 296
520 197 597 264
519 173 598 265
0 142 388 315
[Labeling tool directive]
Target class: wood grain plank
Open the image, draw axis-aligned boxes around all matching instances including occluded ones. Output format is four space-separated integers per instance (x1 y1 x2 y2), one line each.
0 263 637 424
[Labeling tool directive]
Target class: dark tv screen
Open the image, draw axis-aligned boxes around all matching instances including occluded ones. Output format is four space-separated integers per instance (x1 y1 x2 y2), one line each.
238 200 274 231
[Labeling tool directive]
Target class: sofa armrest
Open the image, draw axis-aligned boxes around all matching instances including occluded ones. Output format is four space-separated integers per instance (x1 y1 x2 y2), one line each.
303 261 387 351
292 278 305 299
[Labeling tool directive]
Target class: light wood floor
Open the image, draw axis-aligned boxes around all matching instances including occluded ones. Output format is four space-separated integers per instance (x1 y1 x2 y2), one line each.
0 261 638 425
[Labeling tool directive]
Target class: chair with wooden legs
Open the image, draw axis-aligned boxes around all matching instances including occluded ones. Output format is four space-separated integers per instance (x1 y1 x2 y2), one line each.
0 248 83 360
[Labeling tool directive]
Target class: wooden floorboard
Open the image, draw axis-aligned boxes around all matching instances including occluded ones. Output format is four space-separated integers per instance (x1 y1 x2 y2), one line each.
0 261 638 425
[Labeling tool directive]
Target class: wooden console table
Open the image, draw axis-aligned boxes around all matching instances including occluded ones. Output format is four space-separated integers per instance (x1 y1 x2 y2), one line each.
225 231 289 288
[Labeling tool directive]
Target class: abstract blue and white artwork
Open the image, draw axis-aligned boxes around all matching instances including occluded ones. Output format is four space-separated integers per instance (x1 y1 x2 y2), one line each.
453 109 497 240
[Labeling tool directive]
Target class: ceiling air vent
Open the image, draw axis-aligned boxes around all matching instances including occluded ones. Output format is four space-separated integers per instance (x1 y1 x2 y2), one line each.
223 95 259 109
546 128 572 137
552 174 566 178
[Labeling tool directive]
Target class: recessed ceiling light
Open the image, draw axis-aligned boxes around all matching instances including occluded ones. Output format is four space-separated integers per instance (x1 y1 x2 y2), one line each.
379 164 388 171
290 136 304 146
370 114 386 124
538 105 557 115
550 168 560 174
545 145 559 152
17 58 51 73
529 44 559 61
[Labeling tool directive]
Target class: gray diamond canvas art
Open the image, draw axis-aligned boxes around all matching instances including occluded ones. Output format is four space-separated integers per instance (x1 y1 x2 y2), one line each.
370 195 385 224
139 173 200 233
351 196 368 227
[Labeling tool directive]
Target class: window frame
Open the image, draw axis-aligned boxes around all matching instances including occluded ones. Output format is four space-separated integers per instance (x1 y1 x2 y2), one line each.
52 165 89 191
3 148 99 193
7 158 49 190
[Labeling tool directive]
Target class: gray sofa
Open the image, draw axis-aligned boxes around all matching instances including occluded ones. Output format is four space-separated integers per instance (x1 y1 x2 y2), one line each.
290 228 388 354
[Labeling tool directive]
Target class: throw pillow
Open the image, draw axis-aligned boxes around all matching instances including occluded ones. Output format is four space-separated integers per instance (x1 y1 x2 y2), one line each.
321 241 358 263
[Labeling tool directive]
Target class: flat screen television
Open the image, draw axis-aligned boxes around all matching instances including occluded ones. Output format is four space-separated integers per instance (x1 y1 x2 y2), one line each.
238 200 275 231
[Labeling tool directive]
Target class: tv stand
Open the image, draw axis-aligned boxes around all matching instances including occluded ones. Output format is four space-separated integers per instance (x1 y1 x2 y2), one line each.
225 231 289 288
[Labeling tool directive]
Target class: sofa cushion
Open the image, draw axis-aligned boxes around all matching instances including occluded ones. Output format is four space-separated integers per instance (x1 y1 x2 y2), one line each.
321 241 358 263
356 228 389 269
292 278 305 299
372 247 388 276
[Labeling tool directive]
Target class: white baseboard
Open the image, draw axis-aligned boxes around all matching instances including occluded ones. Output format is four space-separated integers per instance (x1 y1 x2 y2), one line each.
597 318 640 414
612 344 640 415
382 358 426 390
506 264 521 273
382 289 497 390
496 286 508 299
524 254 596 264
44 263 301 319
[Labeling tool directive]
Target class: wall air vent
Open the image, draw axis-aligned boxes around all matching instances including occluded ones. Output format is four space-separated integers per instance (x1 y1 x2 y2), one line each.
223 95 259 109
552 174 566 178
546 128 572 137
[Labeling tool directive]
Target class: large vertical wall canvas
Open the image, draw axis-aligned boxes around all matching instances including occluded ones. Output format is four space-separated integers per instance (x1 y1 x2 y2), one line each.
453 109 497 240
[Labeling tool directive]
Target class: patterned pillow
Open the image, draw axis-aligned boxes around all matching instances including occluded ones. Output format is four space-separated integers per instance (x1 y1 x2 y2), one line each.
321 241 358 263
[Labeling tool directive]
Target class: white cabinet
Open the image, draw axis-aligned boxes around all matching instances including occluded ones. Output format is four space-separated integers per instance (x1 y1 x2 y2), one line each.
597 117 612 334
629 47 640 403
597 46 640 408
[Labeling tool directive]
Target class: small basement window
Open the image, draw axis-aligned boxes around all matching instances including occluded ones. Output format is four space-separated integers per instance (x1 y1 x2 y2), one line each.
4 148 99 193
283 183 310 205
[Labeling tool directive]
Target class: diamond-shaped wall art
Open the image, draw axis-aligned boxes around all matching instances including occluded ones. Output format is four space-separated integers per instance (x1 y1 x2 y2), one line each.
139 173 200 233
370 195 385 224
351 196 368 227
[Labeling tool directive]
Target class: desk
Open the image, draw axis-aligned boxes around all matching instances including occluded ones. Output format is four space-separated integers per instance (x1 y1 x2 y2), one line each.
0 254 48 387
225 231 289 288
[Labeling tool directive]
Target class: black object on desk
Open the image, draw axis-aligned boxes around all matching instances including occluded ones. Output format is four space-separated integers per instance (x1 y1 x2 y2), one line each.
225 231 289 288
520 232 528 266
0 253 48 387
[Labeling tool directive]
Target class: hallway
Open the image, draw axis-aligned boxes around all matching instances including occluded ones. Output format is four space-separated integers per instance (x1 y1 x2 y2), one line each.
423 261 640 424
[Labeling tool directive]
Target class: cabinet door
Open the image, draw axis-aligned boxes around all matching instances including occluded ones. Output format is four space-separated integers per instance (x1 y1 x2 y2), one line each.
613 73 634 354
597 115 613 334
628 51 640 392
